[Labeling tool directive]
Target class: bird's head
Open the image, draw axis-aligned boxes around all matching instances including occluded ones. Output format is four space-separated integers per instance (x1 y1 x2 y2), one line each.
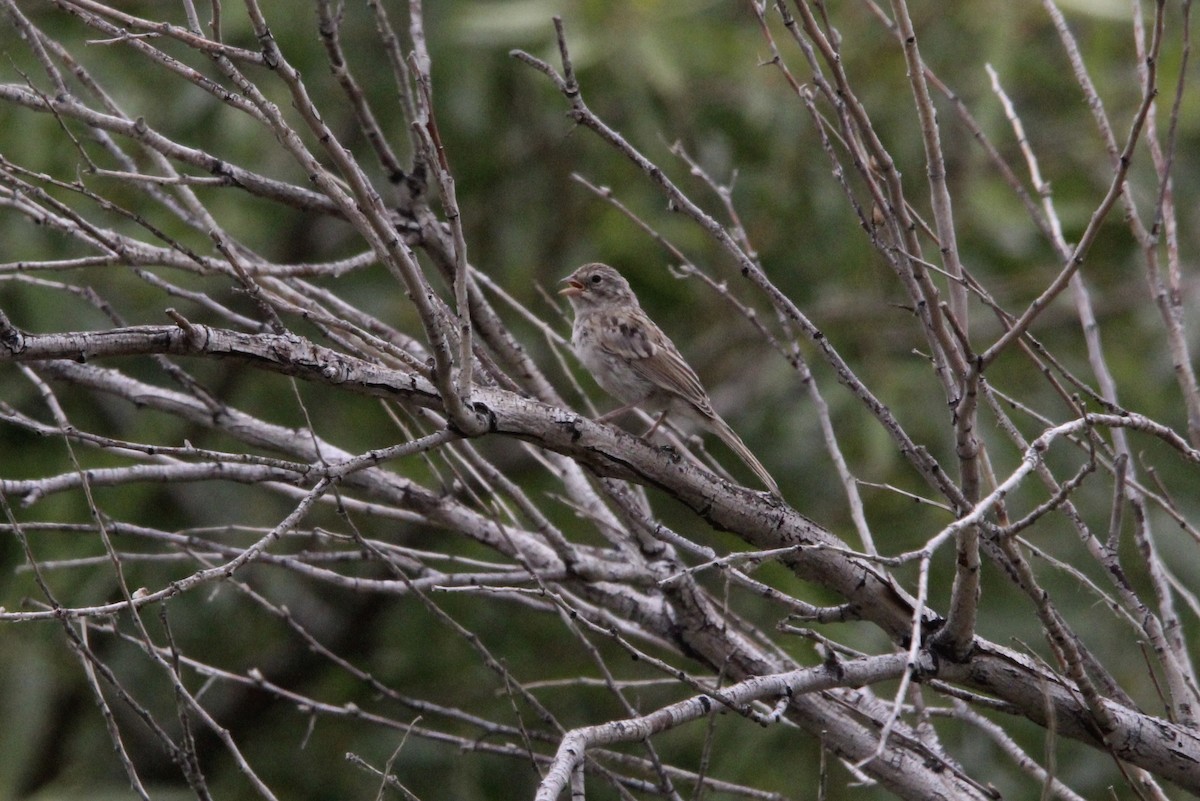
559 263 637 310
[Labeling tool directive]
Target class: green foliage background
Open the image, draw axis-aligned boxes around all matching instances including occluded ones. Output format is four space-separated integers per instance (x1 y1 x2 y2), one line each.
1 1 1198 799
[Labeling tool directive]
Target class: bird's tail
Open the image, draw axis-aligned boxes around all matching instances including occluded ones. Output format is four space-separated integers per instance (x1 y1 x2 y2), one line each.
708 414 780 495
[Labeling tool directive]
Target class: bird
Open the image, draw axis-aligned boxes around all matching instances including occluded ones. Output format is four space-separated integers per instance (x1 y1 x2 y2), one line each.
559 262 779 495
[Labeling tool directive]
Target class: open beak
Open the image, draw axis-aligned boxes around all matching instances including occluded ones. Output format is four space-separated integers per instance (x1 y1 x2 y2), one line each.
559 277 584 297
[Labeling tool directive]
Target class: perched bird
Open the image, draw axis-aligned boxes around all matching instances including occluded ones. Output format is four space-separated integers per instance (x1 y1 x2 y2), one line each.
560 262 779 494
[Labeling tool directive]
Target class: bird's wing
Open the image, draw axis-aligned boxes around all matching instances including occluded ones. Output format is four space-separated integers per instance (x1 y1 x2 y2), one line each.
595 310 658 360
597 309 713 413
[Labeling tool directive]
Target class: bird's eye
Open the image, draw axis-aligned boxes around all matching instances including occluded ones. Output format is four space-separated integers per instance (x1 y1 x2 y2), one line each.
589 274 602 284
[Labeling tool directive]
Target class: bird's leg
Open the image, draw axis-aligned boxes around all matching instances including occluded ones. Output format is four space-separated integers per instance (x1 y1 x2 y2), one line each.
640 410 670 440
594 405 668 442
595 402 639 423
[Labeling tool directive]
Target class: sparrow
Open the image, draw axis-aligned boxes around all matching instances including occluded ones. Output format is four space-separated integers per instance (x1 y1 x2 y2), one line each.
560 262 779 494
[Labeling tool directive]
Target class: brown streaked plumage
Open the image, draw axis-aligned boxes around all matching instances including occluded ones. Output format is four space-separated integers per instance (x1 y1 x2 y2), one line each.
560 262 779 494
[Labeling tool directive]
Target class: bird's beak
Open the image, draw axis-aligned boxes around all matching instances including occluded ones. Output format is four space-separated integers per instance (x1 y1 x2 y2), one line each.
559 277 583 297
